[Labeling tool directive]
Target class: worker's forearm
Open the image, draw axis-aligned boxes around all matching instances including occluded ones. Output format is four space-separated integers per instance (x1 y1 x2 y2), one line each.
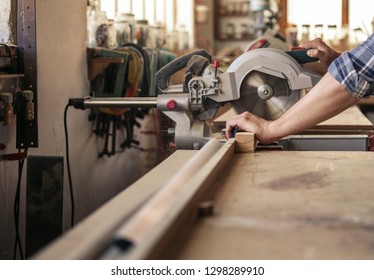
267 73 358 141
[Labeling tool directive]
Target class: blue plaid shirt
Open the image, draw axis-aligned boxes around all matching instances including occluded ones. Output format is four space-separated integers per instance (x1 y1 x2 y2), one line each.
328 33 374 98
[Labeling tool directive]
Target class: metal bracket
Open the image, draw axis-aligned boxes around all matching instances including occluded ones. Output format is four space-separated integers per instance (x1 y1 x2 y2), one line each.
16 0 38 148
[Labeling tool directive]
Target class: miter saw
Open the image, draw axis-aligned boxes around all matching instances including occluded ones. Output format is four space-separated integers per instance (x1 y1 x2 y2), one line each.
69 48 320 150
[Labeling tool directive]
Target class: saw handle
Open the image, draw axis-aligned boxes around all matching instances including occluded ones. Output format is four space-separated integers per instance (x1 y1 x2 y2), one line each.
286 48 319 64
155 49 212 90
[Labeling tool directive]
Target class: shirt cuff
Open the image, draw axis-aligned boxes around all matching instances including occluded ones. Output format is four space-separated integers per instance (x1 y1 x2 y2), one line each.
328 52 371 99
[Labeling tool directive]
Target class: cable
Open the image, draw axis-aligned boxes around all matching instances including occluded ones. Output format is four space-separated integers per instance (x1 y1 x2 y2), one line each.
11 102 75 258
64 104 75 228
12 148 27 260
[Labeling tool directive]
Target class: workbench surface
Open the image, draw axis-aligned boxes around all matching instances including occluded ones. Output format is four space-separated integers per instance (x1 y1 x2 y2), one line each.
35 148 374 260
176 150 374 260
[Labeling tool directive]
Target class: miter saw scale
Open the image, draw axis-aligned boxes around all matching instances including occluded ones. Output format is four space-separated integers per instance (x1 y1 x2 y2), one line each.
69 48 320 150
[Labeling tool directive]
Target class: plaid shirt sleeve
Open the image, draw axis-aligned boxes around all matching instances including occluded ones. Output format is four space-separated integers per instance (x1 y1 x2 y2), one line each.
328 33 374 99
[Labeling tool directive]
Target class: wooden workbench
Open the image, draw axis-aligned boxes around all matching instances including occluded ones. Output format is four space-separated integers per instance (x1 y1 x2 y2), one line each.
34 103 374 260
176 150 374 260
35 143 374 260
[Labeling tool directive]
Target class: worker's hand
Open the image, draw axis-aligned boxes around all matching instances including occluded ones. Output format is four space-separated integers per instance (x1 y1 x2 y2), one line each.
225 111 274 144
299 38 341 67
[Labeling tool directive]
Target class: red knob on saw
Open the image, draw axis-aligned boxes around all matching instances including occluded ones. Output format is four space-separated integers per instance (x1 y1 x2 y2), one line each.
213 59 219 78
213 59 219 68
167 99 177 110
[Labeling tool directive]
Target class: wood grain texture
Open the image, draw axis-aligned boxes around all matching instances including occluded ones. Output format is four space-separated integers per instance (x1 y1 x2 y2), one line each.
111 139 235 259
235 132 256 153
34 146 374 260
177 151 374 260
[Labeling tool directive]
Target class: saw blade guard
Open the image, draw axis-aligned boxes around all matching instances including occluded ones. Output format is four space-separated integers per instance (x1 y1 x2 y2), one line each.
227 48 320 120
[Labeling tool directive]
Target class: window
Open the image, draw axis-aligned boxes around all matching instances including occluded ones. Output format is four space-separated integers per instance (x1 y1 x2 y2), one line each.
349 0 373 34
288 0 342 27
287 0 373 47
287 0 342 40
100 0 193 32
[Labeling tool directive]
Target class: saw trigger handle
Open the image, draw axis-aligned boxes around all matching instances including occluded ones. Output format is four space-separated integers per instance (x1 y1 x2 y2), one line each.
286 48 319 64
155 49 212 90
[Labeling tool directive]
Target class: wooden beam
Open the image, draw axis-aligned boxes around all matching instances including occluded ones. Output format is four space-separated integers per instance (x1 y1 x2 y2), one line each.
33 150 197 259
342 0 349 25
235 132 256 153
104 139 236 259
279 0 288 36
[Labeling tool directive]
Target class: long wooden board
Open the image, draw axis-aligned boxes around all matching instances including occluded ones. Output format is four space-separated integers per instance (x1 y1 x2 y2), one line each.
33 150 198 259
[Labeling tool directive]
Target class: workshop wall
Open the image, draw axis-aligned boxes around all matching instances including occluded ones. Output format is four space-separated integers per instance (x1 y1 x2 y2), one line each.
0 0 158 259
0 0 13 42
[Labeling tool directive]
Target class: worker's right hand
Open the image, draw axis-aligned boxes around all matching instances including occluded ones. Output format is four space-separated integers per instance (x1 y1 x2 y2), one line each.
299 38 342 67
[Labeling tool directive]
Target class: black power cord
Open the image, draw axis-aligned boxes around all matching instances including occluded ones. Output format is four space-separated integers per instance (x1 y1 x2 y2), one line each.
64 104 75 228
12 102 75 259
13 148 27 260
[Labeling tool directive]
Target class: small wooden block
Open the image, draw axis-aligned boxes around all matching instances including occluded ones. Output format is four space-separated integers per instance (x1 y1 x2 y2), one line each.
235 132 256 153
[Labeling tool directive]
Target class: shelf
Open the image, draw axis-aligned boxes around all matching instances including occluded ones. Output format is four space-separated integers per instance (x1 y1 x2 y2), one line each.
87 47 128 80
214 0 253 42
218 14 249 17
216 35 254 41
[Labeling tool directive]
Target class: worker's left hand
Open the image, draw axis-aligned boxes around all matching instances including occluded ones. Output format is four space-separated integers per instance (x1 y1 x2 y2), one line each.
225 111 273 144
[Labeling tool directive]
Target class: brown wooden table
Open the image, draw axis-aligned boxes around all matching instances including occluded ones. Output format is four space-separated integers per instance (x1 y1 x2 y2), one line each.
35 142 374 260
176 150 374 259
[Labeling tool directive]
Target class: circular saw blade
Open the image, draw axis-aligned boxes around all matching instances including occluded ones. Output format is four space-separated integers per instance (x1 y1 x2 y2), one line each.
232 70 302 120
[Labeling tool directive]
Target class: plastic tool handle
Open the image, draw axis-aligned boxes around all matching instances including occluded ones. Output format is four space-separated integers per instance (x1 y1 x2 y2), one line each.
155 49 212 90
285 48 319 64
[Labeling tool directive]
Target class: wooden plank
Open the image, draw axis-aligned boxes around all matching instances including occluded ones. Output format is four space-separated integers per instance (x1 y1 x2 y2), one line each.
104 139 235 259
33 150 197 259
235 132 256 153
34 139 235 260
342 0 349 25
177 151 374 259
